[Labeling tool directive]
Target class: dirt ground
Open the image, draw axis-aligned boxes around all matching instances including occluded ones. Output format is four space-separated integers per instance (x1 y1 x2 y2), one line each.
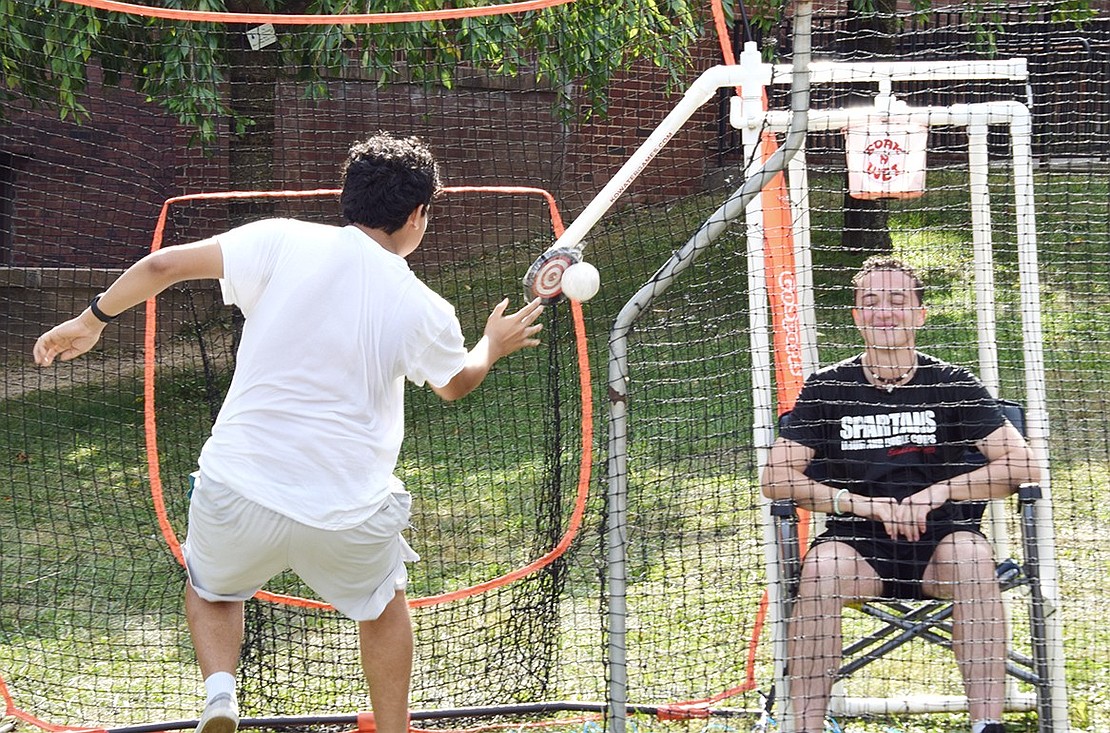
2 338 222 401
3 350 137 400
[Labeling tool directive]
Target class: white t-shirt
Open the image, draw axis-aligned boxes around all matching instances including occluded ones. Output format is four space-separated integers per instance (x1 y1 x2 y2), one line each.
196 218 467 529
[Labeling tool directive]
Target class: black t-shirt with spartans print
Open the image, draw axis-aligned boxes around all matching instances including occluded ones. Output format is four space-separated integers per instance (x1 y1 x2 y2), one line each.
780 352 1005 540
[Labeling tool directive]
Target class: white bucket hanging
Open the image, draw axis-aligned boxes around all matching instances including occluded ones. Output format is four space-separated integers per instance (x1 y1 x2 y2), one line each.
845 122 928 199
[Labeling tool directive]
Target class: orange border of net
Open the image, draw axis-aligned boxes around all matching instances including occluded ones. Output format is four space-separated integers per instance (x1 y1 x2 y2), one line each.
2 677 104 733
142 186 592 612
3 183 593 733
56 0 574 24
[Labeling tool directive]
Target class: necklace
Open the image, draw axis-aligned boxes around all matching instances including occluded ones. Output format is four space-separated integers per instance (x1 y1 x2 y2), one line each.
864 362 914 393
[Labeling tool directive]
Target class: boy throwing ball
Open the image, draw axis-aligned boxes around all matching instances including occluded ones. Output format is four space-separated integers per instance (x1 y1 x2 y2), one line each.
35 132 544 733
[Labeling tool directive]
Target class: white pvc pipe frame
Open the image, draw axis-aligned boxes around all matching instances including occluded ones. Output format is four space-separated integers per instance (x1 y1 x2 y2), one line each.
740 61 1068 731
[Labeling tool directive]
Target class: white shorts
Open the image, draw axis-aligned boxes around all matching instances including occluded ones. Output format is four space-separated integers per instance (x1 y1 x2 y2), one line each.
182 474 419 622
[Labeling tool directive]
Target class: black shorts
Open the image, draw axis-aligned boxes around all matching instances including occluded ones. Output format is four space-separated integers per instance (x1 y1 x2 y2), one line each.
811 522 987 600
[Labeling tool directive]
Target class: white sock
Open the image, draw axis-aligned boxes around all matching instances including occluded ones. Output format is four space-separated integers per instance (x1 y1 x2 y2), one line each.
971 720 1002 733
204 671 236 703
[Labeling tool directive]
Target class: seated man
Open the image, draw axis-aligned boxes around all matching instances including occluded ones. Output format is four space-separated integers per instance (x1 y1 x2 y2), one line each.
760 256 1040 733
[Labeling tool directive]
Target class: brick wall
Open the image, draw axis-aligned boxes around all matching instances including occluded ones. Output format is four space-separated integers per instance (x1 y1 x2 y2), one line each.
0 268 222 357
0 30 726 351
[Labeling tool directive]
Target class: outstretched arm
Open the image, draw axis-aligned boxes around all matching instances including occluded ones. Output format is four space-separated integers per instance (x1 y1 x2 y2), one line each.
33 239 223 366
431 297 544 402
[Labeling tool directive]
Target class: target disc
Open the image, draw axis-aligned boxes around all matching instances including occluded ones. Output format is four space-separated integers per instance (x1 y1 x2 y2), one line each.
522 247 582 304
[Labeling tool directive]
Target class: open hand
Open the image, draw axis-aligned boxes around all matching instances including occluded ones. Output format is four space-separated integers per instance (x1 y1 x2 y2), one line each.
33 314 105 366
483 297 544 359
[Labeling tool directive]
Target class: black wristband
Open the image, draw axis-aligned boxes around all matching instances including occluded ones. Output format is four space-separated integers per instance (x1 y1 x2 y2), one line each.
89 293 119 323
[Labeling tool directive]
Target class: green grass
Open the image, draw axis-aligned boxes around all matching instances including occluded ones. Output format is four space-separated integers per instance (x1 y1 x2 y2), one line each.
3 169 1109 732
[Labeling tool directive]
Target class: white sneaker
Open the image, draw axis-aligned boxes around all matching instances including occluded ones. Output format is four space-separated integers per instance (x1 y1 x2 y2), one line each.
196 692 239 733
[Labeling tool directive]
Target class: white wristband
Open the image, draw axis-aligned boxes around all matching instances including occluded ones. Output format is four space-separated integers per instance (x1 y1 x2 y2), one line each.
832 488 850 516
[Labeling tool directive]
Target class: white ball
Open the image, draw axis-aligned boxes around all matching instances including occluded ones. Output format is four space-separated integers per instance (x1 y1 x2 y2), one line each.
560 261 600 302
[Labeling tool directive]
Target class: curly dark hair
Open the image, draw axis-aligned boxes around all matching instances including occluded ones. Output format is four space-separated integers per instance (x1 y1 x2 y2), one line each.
851 255 925 305
340 132 442 233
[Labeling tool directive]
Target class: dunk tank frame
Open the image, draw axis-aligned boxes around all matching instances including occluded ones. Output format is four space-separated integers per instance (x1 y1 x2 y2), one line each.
545 0 1065 728
737 51 1068 732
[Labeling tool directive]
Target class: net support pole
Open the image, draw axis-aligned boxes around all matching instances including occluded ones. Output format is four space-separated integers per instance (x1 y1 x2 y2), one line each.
605 4 812 733
1009 105 1069 733
749 126 824 733
969 121 1028 707
738 78 787 733
968 124 1001 394
968 122 1013 583
600 66 749 731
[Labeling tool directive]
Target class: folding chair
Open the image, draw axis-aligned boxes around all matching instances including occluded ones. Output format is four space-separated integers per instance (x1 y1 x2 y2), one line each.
768 400 1057 732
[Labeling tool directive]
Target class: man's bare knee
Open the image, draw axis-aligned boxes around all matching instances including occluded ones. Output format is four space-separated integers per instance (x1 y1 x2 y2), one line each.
924 532 998 599
797 542 881 602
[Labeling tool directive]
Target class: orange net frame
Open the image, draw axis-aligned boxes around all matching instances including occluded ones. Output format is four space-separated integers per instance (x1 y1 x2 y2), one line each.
141 186 592 612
